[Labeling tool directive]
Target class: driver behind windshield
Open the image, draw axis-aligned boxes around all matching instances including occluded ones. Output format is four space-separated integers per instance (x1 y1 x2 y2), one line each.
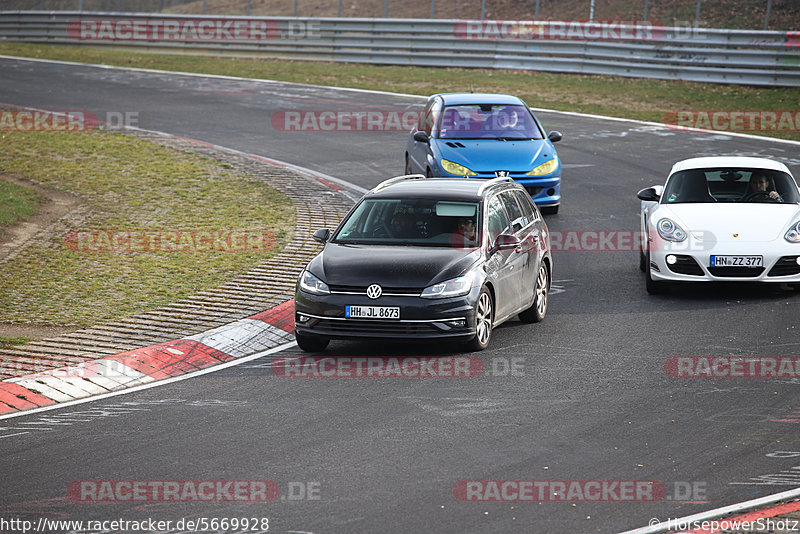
744 172 782 202
390 211 418 238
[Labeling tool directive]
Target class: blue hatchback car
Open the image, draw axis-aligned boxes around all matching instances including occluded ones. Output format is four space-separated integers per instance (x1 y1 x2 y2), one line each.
405 93 563 213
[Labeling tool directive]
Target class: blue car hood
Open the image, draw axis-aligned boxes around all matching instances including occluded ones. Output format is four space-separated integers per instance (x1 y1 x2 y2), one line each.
435 139 551 173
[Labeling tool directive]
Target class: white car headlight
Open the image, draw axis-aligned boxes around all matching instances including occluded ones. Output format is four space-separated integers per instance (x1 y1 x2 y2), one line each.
421 272 476 299
657 218 687 242
299 270 330 295
785 221 800 243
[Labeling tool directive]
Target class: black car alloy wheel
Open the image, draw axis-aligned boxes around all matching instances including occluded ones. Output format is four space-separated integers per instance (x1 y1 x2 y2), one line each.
467 286 493 351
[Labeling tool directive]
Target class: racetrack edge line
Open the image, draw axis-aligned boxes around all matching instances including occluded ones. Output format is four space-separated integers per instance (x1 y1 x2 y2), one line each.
620 486 800 534
1 53 799 147
0 341 297 421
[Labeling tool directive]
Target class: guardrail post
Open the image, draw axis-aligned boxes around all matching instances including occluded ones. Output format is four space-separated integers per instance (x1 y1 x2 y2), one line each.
764 0 773 31
430 0 435 19
694 0 702 28
337 0 342 17
294 0 297 16
247 0 251 16
534 0 539 19
480 0 485 20
644 0 649 21
202 0 206 15
384 0 388 18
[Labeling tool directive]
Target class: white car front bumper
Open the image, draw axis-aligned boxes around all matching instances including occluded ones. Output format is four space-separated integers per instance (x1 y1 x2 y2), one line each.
649 241 800 282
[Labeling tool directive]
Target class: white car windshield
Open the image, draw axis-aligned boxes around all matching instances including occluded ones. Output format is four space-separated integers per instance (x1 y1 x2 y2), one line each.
437 104 544 140
334 198 481 247
662 168 800 204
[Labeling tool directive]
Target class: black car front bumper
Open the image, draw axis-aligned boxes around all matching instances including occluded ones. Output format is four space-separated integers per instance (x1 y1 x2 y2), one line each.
294 288 480 342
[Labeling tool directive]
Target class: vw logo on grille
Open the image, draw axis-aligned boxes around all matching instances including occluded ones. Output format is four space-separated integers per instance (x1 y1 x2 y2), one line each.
366 284 383 299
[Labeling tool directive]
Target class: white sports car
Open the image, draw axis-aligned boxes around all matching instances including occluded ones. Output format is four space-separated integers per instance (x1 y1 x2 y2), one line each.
638 156 800 294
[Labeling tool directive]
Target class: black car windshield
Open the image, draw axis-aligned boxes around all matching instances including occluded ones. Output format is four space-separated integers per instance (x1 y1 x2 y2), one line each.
437 104 544 140
333 198 481 247
662 168 800 204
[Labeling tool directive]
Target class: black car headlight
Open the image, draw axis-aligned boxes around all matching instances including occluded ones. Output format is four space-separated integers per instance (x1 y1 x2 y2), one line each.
421 272 476 299
299 270 330 295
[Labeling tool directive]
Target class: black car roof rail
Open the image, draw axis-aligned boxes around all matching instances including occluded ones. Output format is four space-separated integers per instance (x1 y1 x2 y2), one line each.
478 176 515 195
374 174 426 191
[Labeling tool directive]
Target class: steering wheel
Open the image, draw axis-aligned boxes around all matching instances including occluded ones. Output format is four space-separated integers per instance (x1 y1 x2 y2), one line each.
370 223 393 237
742 191 778 202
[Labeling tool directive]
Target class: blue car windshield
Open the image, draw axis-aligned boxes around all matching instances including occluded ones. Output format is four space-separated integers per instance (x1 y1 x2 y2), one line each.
333 198 481 247
437 104 543 140
662 168 800 204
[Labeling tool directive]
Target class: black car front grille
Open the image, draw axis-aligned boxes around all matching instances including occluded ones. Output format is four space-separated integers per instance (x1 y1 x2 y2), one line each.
708 266 765 278
768 257 800 277
666 255 704 276
328 285 423 295
314 318 444 336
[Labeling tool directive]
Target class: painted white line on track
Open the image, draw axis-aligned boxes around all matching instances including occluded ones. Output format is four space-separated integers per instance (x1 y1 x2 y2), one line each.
2 54 799 147
0 341 297 421
620 486 800 534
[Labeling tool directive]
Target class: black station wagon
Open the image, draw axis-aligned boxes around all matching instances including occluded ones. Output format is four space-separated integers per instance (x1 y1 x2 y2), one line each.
294 175 552 352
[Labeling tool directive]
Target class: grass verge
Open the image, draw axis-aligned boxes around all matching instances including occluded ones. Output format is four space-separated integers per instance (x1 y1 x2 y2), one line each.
0 128 294 327
0 179 42 234
0 336 30 349
0 42 798 141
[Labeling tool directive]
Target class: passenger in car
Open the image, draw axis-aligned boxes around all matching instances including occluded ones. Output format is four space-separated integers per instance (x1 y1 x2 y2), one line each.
458 217 476 240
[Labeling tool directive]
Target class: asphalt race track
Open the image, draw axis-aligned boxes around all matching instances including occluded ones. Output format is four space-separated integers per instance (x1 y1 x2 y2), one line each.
1 57 800 533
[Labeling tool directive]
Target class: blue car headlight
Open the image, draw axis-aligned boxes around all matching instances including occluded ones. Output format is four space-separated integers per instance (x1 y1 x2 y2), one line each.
441 159 477 177
525 158 557 176
299 270 330 295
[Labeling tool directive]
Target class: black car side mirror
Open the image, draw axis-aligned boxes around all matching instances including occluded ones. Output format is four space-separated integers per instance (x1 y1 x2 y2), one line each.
637 187 661 202
491 233 521 254
413 131 430 143
547 131 563 143
312 228 331 243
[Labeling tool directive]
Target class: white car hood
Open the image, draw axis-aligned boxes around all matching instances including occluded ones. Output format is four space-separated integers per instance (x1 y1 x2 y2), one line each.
660 203 800 242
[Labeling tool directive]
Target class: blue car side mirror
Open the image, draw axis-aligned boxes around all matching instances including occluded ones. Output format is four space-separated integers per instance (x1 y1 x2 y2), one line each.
413 131 430 143
547 131 562 143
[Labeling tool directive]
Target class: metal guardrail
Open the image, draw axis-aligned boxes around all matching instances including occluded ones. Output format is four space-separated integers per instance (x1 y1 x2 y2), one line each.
1 12 798 86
